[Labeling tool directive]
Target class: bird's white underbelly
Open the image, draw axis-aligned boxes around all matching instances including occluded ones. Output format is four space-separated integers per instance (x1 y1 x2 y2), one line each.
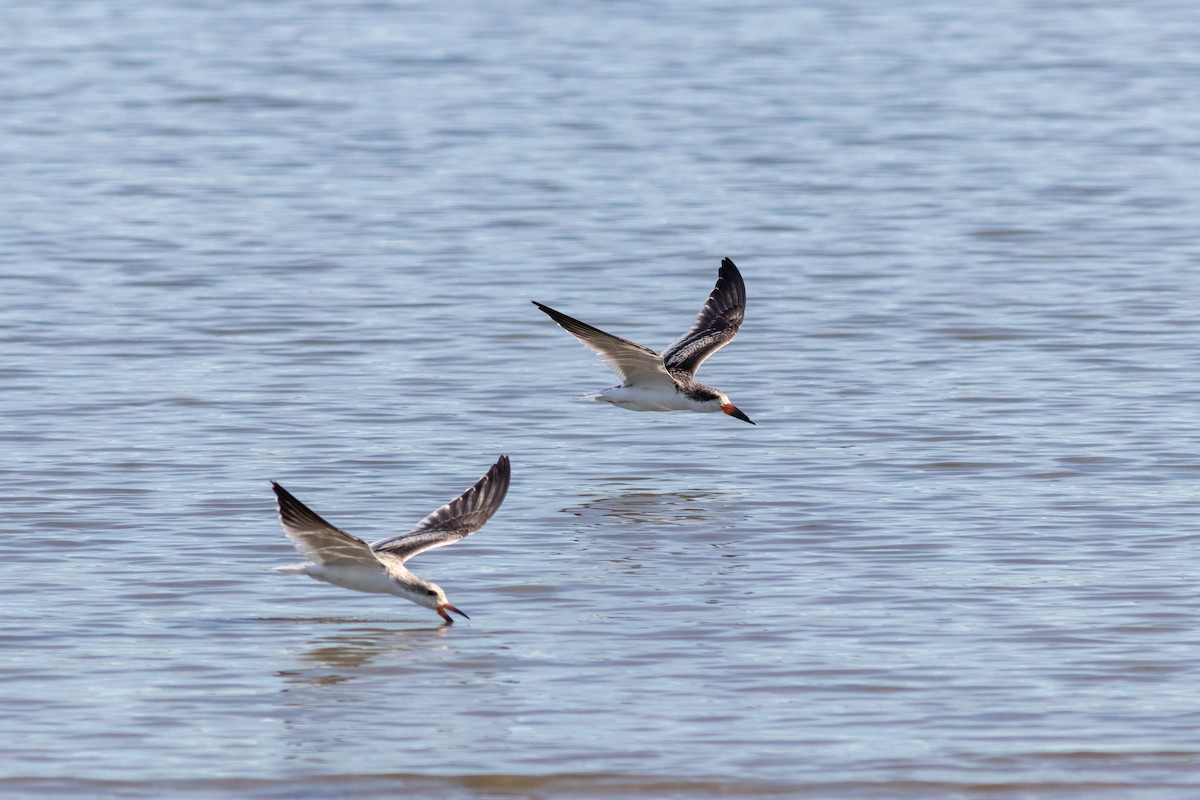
594 385 708 412
303 563 401 595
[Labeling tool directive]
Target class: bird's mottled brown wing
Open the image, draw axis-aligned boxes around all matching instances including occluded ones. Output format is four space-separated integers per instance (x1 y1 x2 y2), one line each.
661 258 746 377
272 482 381 567
532 301 675 388
370 455 511 563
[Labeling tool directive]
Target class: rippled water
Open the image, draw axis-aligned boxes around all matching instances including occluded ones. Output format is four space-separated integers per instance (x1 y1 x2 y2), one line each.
3 0 1200 797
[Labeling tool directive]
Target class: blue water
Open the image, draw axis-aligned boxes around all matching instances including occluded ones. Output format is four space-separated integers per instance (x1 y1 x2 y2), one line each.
2 1 1200 797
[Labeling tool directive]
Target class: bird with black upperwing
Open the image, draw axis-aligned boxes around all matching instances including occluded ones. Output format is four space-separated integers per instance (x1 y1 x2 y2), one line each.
533 258 754 424
271 455 510 624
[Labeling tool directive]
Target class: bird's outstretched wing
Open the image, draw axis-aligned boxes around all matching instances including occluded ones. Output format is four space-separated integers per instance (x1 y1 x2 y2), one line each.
371 455 510 563
272 482 380 567
661 258 746 377
532 301 675 388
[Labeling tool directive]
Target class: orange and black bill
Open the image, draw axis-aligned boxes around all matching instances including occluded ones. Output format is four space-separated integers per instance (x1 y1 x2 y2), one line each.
722 404 755 425
437 603 470 623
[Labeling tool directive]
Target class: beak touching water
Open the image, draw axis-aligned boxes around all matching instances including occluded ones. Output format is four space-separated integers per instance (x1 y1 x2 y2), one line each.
721 403 755 425
437 603 470 623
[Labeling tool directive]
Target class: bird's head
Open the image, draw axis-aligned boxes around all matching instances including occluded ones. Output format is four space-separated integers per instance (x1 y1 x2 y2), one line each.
412 580 469 624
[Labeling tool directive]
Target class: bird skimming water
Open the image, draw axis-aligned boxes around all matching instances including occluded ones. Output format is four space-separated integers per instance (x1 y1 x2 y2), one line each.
271 455 510 624
533 258 754 424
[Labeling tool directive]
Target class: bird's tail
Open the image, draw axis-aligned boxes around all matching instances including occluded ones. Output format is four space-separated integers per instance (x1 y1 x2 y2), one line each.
273 563 309 575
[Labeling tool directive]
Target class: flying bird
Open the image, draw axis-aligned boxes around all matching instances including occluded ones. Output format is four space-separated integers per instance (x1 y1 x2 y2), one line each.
271 455 510 624
533 258 754 424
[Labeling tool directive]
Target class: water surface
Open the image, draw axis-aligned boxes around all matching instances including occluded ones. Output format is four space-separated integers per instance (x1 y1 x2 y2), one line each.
2 1 1199 798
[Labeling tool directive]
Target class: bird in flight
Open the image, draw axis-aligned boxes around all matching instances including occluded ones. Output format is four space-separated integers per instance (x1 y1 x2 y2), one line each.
533 258 754 424
271 455 510 624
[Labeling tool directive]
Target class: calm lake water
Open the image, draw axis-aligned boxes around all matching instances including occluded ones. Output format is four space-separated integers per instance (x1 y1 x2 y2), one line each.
3 1 1200 798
